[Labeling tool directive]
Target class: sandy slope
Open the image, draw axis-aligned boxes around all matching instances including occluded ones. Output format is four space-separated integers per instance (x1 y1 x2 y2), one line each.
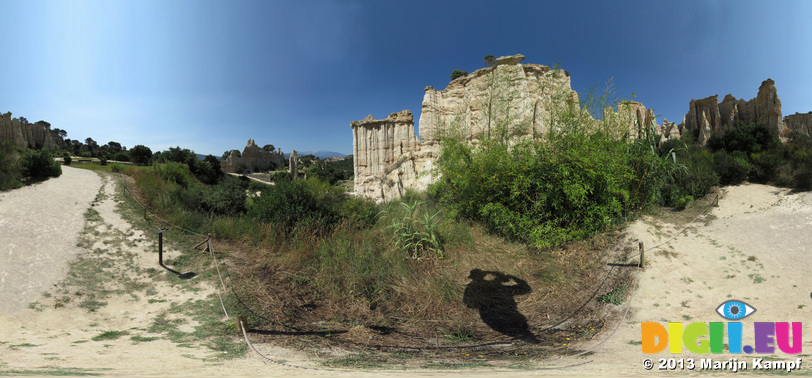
0 170 810 377
546 183 812 376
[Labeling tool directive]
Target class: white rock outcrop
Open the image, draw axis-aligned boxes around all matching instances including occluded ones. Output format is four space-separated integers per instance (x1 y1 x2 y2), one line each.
682 79 788 144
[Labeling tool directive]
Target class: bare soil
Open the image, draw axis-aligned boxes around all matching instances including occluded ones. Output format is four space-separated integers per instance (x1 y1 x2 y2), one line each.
1 168 810 376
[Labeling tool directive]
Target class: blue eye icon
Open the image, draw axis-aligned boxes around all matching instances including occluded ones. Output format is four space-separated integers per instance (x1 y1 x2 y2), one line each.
716 300 756 320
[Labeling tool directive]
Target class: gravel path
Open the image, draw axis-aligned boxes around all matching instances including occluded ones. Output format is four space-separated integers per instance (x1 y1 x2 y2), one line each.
0 166 102 315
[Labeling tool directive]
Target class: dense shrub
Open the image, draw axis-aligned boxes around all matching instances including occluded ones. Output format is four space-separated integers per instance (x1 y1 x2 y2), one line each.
309 157 353 184
62 153 72 165
707 122 778 155
657 139 718 207
199 176 247 215
110 163 124 173
153 162 193 188
248 179 334 233
0 141 23 190
450 69 468 80
272 171 292 183
20 148 62 181
433 128 639 249
112 151 130 162
713 150 752 185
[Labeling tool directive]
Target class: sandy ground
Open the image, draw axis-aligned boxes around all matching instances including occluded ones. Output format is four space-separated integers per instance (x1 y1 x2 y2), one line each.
1 169 810 377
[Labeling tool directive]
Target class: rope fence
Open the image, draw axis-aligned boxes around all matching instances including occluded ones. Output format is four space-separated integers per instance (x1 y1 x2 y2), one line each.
115 173 723 372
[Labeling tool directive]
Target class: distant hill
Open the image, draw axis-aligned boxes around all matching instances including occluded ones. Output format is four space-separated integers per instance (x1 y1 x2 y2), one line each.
285 150 348 159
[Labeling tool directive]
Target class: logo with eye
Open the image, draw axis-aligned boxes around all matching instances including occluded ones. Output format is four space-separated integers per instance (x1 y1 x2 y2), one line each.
716 300 756 320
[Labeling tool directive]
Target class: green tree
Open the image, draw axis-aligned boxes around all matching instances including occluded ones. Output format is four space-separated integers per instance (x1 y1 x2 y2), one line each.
130 145 153 166
450 69 468 80
484 55 496 67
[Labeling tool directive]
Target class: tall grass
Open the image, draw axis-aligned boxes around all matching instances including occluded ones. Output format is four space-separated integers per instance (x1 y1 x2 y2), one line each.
124 163 475 318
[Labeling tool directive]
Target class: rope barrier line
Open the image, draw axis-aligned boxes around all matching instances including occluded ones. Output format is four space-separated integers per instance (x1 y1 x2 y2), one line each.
207 238 230 319
240 320 338 371
645 194 719 252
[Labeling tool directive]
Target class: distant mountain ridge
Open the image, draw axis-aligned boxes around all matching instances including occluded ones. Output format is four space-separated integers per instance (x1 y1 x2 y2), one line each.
285 150 348 159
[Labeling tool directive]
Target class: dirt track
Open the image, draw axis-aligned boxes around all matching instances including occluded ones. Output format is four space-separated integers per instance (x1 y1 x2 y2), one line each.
0 169 810 376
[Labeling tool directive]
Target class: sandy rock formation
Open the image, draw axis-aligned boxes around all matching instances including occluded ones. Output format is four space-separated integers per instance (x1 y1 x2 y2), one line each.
220 139 285 173
494 54 525 66
784 112 812 137
289 150 298 179
661 118 681 140
0 112 63 150
683 79 788 144
352 60 578 201
612 101 657 140
351 110 436 201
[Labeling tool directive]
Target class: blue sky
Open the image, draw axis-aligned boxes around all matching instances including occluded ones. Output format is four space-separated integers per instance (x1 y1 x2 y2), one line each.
1 0 811 156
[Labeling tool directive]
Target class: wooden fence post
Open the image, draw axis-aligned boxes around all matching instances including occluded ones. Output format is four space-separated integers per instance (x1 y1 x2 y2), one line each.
639 241 645 270
237 315 248 336
156 228 168 265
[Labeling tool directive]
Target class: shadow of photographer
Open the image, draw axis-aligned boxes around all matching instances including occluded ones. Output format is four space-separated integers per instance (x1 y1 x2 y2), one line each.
463 269 539 343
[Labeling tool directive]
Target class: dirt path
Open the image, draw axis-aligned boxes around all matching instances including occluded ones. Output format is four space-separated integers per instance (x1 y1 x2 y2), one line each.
0 166 102 314
1 171 810 376
547 183 812 375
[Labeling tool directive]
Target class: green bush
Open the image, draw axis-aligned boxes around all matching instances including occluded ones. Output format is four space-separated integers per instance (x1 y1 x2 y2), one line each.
62 153 72 165
272 171 292 183
450 69 468 80
0 141 23 190
112 151 130 162
248 179 333 234
153 162 193 188
199 176 247 215
675 195 693 210
714 150 752 185
707 122 778 155
110 163 124 173
433 130 636 249
657 138 718 207
20 148 61 181
99 156 108 166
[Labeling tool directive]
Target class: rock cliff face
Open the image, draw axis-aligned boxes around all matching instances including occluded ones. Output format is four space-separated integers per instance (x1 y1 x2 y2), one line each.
220 139 285 173
784 112 812 137
683 79 788 144
0 112 63 150
351 110 436 201
352 57 578 201
418 61 576 145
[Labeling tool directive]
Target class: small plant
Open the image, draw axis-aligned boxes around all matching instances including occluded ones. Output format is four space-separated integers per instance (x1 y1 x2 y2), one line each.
598 286 627 305
109 163 124 173
63 153 72 165
91 330 128 341
444 325 475 343
675 195 693 210
383 200 444 259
